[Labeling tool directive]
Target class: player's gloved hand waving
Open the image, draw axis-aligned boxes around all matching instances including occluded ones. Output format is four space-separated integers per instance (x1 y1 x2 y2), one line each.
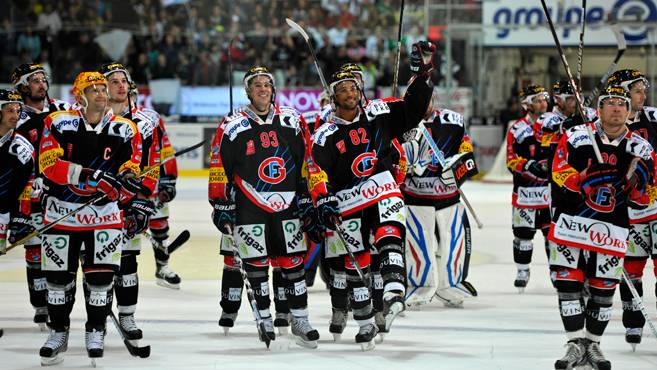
212 200 236 235
410 41 436 74
124 198 156 238
8 215 35 244
79 169 122 201
316 193 341 231
158 175 177 203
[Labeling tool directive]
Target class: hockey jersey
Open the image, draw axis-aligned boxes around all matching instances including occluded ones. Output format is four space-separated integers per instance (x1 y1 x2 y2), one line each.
626 106 657 223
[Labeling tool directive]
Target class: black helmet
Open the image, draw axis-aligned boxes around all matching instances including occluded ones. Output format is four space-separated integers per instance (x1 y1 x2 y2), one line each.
0 89 24 109
339 63 363 78
607 69 649 91
99 62 132 81
329 70 360 96
597 85 631 109
519 84 549 109
10 63 48 88
552 79 575 97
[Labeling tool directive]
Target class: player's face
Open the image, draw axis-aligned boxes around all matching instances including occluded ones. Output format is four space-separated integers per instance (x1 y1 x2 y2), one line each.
628 81 647 112
83 84 108 111
1 103 22 128
333 81 359 110
107 71 129 103
599 97 629 131
247 75 273 112
529 95 548 115
563 96 577 116
27 72 47 101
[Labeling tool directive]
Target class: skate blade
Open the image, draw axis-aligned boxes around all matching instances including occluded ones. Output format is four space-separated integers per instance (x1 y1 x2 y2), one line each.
631 343 637 352
268 337 291 352
294 336 318 349
384 302 405 331
40 355 64 366
516 287 525 294
331 333 341 342
376 333 385 343
276 326 289 335
156 279 181 290
90 358 97 368
359 340 376 351
38 323 48 332
222 327 230 336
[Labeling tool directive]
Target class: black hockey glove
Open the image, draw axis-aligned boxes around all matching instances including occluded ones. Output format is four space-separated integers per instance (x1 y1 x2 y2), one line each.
158 175 177 203
8 215 35 244
79 169 121 201
124 198 156 238
581 163 619 199
212 200 236 235
626 157 650 193
298 195 324 244
441 152 478 187
522 159 548 182
118 172 143 205
410 41 436 75
316 193 341 231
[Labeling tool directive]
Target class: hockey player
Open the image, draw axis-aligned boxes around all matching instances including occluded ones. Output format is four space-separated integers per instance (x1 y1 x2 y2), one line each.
309 41 434 349
99 62 158 342
505 84 550 292
606 69 657 349
11 63 70 330
1 90 34 256
37 72 143 365
209 65 320 348
401 95 478 308
548 85 654 370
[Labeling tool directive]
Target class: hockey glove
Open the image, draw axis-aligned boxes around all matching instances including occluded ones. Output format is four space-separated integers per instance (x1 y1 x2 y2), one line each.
118 172 143 204
626 157 650 193
410 41 436 74
441 152 478 187
158 175 177 203
316 194 341 231
212 200 236 235
522 159 548 182
124 198 156 238
8 215 35 244
79 169 122 201
298 195 324 244
581 163 619 200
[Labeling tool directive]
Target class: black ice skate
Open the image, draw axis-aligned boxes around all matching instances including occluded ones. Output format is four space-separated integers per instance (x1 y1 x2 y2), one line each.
218 311 237 335
119 313 143 340
33 306 48 331
382 291 405 332
585 339 611 370
291 315 319 349
274 312 290 335
355 322 378 351
329 308 348 341
554 338 586 370
374 311 388 343
40 329 69 366
514 268 530 293
85 328 105 367
625 327 642 352
155 263 181 290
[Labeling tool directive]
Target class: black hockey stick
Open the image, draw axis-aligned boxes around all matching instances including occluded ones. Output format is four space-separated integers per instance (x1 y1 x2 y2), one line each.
286 18 329 94
108 310 151 358
584 24 626 106
228 38 234 115
391 0 405 96
146 229 190 254
225 228 272 349
3 140 205 254
334 226 368 285
576 0 586 89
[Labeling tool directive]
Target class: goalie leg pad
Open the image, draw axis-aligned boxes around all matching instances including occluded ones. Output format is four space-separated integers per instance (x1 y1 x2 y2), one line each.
404 205 439 305
435 203 475 302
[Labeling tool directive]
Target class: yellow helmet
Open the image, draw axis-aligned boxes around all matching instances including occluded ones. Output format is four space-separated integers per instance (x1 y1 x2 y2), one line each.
73 72 107 96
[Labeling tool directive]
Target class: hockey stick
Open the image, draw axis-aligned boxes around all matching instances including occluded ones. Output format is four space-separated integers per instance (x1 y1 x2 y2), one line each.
417 122 484 228
391 0 405 97
584 24 626 106
108 310 151 358
3 140 205 253
621 269 657 343
576 0 586 89
146 229 190 255
286 18 329 94
228 38 234 115
224 228 272 349
333 225 368 285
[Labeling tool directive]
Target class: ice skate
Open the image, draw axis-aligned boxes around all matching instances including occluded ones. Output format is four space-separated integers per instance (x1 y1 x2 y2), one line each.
585 339 611 370
355 322 378 351
291 315 319 349
274 312 290 335
625 327 642 352
218 311 237 335
554 338 586 370
382 291 405 331
155 263 181 289
33 306 48 331
328 308 348 341
119 313 143 340
40 329 69 366
259 316 276 343
514 268 530 293
374 311 387 343
85 328 105 367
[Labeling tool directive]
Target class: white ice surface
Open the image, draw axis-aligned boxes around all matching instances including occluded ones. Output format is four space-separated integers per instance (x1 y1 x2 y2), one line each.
1 179 656 369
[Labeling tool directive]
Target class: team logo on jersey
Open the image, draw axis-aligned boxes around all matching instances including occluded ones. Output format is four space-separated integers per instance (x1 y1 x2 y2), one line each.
351 151 377 177
258 157 286 184
585 186 616 213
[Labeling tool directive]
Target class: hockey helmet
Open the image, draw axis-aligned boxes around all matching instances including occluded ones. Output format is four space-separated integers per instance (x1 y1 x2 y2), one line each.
73 72 107 97
128 80 139 97
519 84 549 110
99 62 132 81
10 63 48 88
339 63 364 79
597 85 631 109
244 65 275 89
607 69 649 91
552 79 575 97
329 70 360 96
0 89 24 109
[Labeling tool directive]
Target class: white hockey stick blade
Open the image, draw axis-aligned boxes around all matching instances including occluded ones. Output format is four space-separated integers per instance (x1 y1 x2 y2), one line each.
611 24 626 51
285 18 310 42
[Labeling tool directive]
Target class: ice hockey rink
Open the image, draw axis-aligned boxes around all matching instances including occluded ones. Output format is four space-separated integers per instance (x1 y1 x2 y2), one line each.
1 178 656 370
